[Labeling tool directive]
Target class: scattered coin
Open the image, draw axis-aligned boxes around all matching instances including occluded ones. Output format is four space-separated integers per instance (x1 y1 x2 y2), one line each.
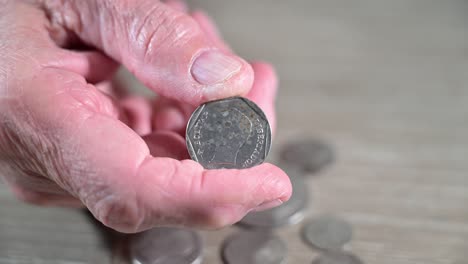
312 251 364 264
302 215 353 251
279 138 334 174
239 167 308 228
186 96 271 169
130 227 203 264
222 230 287 264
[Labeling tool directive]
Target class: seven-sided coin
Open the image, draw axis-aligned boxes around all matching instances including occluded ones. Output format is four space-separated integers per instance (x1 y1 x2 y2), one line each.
302 215 353 251
279 138 334 174
186 97 271 169
131 227 203 264
312 251 363 264
222 230 287 264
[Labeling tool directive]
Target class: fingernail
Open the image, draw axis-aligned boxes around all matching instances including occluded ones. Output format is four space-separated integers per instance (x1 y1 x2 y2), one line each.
191 50 242 85
252 199 283 212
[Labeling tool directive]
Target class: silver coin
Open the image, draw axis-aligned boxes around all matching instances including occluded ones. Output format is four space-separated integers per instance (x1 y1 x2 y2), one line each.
222 230 287 264
186 96 271 169
239 168 308 228
279 139 334 174
302 215 353 251
312 252 364 264
130 227 203 264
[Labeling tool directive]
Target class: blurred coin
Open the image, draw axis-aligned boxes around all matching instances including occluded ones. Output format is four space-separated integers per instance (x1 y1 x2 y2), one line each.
279 138 334 174
302 215 352 251
130 227 202 264
222 230 287 264
312 251 363 264
239 168 308 228
186 96 271 169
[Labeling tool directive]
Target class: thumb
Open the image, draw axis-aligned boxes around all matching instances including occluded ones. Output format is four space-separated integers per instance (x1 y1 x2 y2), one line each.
43 0 254 105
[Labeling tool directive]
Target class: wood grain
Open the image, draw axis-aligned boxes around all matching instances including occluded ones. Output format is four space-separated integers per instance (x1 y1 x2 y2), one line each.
1 0 468 263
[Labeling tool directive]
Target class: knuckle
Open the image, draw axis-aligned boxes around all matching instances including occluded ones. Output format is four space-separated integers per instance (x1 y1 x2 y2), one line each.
131 4 201 60
90 192 143 233
206 217 230 229
193 205 244 230
11 185 48 206
36 68 118 117
67 83 117 117
68 85 102 112
41 0 85 34
160 12 201 45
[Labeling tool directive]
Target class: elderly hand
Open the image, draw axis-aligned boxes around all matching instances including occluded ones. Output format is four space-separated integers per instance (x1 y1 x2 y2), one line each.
0 0 291 233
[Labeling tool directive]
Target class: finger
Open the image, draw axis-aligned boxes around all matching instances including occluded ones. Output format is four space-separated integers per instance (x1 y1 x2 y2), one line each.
25 67 291 232
50 49 119 84
42 0 254 105
94 81 116 97
95 82 153 131
152 104 186 133
246 62 279 132
152 97 194 134
143 131 188 159
4 172 69 195
191 10 231 52
162 0 189 13
121 96 153 136
9 184 83 207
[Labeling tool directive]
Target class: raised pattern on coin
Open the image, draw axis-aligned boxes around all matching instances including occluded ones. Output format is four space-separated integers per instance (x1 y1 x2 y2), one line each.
239 167 308 228
279 138 335 174
312 251 364 264
186 97 271 169
222 230 287 264
131 227 203 264
302 215 353 251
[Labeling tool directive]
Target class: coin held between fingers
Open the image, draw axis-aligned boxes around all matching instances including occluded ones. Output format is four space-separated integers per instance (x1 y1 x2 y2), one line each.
186 96 272 169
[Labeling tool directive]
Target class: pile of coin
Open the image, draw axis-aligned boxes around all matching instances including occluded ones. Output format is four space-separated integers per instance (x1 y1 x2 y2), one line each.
302 215 362 264
222 230 287 264
130 227 203 264
221 133 363 263
128 97 364 264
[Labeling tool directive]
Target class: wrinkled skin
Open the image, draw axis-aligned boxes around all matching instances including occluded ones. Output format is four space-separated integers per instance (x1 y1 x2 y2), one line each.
0 0 291 233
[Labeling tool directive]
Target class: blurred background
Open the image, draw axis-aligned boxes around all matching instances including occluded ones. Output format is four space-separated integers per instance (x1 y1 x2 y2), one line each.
1 0 468 263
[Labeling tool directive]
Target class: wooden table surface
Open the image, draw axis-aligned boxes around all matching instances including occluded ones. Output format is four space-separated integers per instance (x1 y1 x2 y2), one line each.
1 0 468 263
